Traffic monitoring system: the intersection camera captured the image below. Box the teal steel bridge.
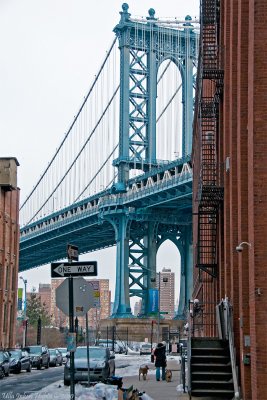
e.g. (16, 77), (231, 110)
(19, 4), (199, 319)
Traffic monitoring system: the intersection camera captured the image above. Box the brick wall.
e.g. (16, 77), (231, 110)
(0, 187), (20, 348)
(192, 0), (267, 398)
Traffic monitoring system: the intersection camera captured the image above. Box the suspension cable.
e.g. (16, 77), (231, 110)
(26, 85), (119, 224)
(156, 83), (182, 123)
(20, 38), (117, 211)
(74, 144), (119, 202)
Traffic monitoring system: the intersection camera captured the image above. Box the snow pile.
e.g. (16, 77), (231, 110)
(26, 383), (118, 400)
(76, 383), (118, 399)
(26, 382), (154, 400)
(140, 395), (154, 400)
(176, 383), (185, 394)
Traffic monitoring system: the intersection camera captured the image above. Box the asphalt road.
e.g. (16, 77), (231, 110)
(0, 365), (64, 399)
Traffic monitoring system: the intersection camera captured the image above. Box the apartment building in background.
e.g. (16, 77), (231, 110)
(158, 268), (175, 319)
(87, 279), (110, 329)
(0, 158), (20, 348)
(133, 299), (142, 316)
(38, 283), (51, 315)
(50, 278), (110, 329)
(50, 278), (68, 327)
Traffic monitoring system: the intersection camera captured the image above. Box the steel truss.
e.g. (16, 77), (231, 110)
(109, 4), (197, 317)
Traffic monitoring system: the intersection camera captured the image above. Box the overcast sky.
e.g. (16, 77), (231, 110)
(0, 0), (199, 305)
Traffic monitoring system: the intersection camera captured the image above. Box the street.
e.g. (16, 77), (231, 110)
(0, 366), (64, 399)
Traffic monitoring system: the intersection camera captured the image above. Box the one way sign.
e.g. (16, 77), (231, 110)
(51, 261), (97, 278)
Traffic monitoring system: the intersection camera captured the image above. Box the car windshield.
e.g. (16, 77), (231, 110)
(28, 346), (42, 354)
(142, 344), (151, 349)
(0, 352), (5, 361)
(75, 347), (106, 360)
(49, 350), (57, 355)
(9, 350), (22, 359)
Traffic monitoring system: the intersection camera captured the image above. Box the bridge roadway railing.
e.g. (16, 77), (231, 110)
(98, 164), (192, 208)
(20, 201), (100, 240)
(20, 157), (192, 240)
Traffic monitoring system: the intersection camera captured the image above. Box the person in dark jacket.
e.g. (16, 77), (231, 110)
(154, 342), (166, 381)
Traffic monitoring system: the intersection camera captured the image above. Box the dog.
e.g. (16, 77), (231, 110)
(165, 369), (172, 382)
(139, 365), (149, 380)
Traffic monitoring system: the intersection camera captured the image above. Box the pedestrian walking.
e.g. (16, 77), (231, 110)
(154, 342), (166, 381)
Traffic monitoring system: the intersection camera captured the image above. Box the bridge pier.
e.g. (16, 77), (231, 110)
(142, 222), (157, 316)
(109, 213), (133, 318)
(182, 18), (194, 156)
(127, 221), (158, 317)
(176, 225), (193, 319)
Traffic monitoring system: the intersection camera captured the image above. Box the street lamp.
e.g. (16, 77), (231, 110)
(151, 272), (168, 343)
(19, 277), (28, 347)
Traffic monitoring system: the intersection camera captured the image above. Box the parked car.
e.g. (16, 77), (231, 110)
(140, 343), (151, 355)
(0, 350), (10, 378)
(97, 339), (124, 354)
(64, 346), (115, 386)
(57, 348), (69, 364)
(26, 345), (50, 370)
(8, 349), (31, 373)
(49, 349), (63, 367)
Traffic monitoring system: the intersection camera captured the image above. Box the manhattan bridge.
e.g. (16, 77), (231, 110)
(19, 4), (199, 319)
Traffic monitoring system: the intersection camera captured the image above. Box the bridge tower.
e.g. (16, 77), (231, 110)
(109, 4), (198, 318)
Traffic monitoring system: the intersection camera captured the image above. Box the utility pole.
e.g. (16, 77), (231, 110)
(150, 320), (154, 362)
(37, 316), (41, 345)
(69, 276), (75, 399)
(157, 272), (161, 343)
(75, 317), (78, 346)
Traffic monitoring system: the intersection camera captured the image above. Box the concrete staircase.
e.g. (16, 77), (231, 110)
(190, 337), (235, 399)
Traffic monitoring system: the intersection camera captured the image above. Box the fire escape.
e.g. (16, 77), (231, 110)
(196, 0), (223, 280)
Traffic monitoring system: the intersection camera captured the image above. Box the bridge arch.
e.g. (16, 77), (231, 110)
(156, 59), (183, 162)
(156, 238), (181, 317)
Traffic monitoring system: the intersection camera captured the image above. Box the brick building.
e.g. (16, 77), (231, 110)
(50, 278), (110, 329)
(38, 283), (51, 315)
(192, 1), (267, 398)
(50, 278), (68, 327)
(0, 158), (20, 349)
(87, 279), (110, 329)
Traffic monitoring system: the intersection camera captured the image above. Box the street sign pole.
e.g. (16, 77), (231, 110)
(37, 316), (41, 345)
(85, 312), (90, 387)
(157, 272), (161, 343)
(69, 276), (75, 400)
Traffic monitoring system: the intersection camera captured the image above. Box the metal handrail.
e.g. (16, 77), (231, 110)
(181, 350), (187, 394)
(218, 297), (240, 399)
(187, 301), (193, 396)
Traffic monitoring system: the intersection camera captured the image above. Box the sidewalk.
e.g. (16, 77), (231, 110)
(121, 358), (190, 400)
(121, 373), (208, 400)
